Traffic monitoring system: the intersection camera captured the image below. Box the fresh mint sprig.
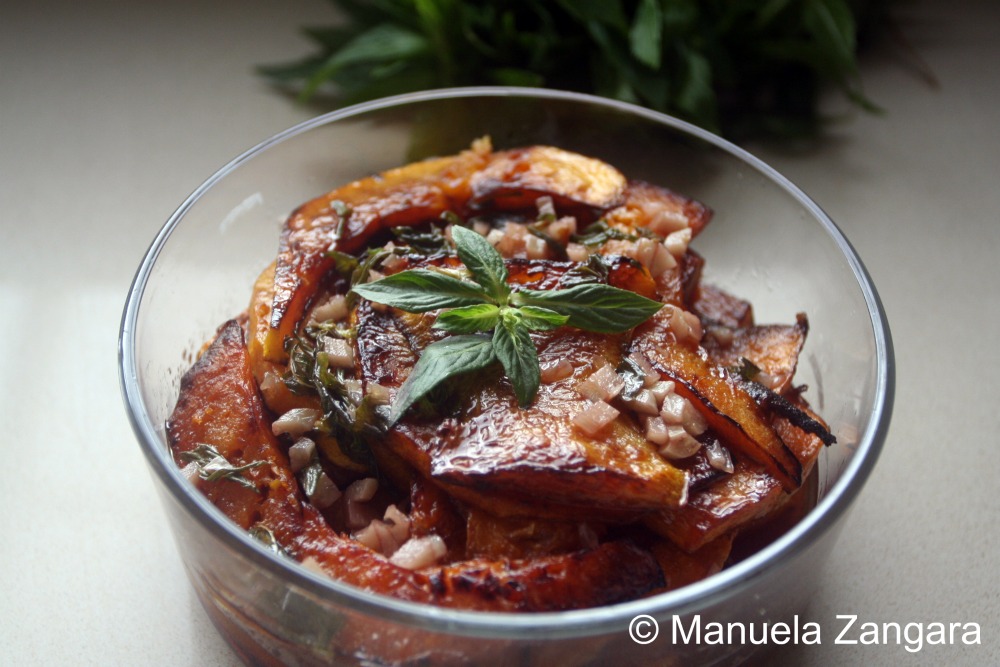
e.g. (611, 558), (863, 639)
(351, 225), (663, 422)
(258, 0), (895, 140)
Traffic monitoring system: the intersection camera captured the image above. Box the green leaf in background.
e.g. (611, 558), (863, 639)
(755, 0), (797, 29)
(674, 44), (715, 125)
(629, 0), (663, 70)
(302, 26), (358, 51)
(488, 67), (545, 87)
(805, 0), (858, 74)
(256, 54), (330, 82)
(299, 23), (430, 100)
(335, 0), (424, 30)
(260, 0), (898, 141)
(415, 0), (456, 75)
(553, 0), (629, 33)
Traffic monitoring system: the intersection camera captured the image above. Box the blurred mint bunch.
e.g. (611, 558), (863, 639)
(259, 0), (894, 141)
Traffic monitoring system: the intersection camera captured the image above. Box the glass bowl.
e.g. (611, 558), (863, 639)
(119, 87), (893, 666)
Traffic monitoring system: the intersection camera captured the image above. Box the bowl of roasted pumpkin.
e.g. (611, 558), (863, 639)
(119, 88), (893, 666)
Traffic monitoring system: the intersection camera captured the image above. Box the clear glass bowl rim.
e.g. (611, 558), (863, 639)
(118, 86), (894, 641)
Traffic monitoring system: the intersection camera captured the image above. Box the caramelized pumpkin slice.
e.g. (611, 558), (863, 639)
(167, 319), (301, 529)
(470, 145), (626, 219)
(632, 308), (802, 491)
(268, 143), (634, 365)
(646, 392), (828, 553)
(652, 249), (704, 308)
(506, 255), (659, 300)
(168, 321), (663, 611)
(429, 540), (662, 611)
(266, 143), (493, 362)
(359, 304), (689, 519)
(408, 476), (467, 562)
(649, 533), (734, 592)
(604, 180), (713, 239)
(773, 391), (829, 479)
(464, 506), (604, 560)
(579, 181), (712, 308)
(702, 314), (809, 395)
(692, 283), (754, 328)
(283, 503), (663, 612)
(645, 460), (784, 553)
(348, 254), (687, 519)
(246, 260), (321, 413)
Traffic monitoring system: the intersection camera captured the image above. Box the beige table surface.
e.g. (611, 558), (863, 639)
(2, 0), (997, 664)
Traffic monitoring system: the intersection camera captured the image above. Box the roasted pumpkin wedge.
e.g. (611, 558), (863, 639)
(469, 145), (627, 217)
(649, 533), (734, 592)
(702, 314), (809, 395)
(603, 180), (712, 239)
(631, 308), (803, 491)
(692, 282), (754, 328)
(265, 142), (635, 364)
(168, 319), (301, 529)
(267, 146), (489, 362)
(169, 320), (662, 611)
(356, 298), (689, 519)
(645, 460), (784, 552)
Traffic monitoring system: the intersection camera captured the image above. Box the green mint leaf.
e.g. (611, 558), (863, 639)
(328, 249), (360, 278)
(282, 333), (381, 471)
(329, 24), (429, 68)
(730, 357), (762, 382)
(516, 306), (569, 331)
(488, 67), (545, 87)
(180, 444), (264, 492)
(263, 0), (886, 142)
(554, 0), (629, 32)
(331, 200), (351, 239)
(351, 268), (489, 312)
(451, 225), (510, 303)
(300, 24), (431, 100)
(527, 225), (568, 260)
(571, 220), (638, 247)
(558, 254), (612, 288)
(492, 316), (540, 407)
(512, 284), (663, 334)
(391, 224), (449, 254)
(433, 304), (501, 333)
(390, 335), (497, 423)
(675, 44), (715, 121)
(328, 247), (400, 297)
